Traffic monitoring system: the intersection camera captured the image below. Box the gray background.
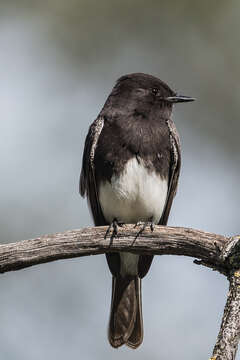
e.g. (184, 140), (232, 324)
(0, 1), (239, 359)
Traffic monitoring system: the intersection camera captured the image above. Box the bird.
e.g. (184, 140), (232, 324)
(79, 73), (194, 349)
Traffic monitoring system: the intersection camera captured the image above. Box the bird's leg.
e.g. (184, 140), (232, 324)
(134, 216), (155, 239)
(104, 218), (124, 242)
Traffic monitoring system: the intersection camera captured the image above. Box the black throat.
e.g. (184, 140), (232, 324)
(94, 108), (172, 184)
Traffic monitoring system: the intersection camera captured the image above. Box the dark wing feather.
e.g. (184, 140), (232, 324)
(138, 118), (181, 278)
(79, 116), (106, 226)
(80, 116), (121, 276)
(159, 118), (181, 225)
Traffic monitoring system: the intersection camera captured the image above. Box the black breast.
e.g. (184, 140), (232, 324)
(94, 114), (171, 184)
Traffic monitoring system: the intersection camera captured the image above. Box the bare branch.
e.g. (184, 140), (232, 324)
(0, 224), (228, 274)
(210, 236), (240, 360)
(212, 270), (240, 360)
(1, 224), (240, 359)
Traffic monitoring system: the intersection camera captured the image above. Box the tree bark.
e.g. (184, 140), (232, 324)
(0, 225), (228, 273)
(0, 224), (240, 359)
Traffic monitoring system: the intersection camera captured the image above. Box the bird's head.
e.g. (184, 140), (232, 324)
(103, 73), (195, 119)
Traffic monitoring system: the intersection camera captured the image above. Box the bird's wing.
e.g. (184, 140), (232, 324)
(79, 116), (106, 225)
(159, 118), (181, 225)
(138, 118), (181, 279)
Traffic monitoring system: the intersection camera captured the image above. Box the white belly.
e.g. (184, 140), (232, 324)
(99, 157), (168, 224)
(99, 157), (168, 277)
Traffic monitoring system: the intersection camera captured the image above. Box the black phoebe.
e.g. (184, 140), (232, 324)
(80, 73), (194, 348)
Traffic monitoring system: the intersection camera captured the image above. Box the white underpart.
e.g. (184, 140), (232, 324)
(99, 157), (168, 277)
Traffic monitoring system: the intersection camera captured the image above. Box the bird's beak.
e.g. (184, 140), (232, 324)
(165, 95), (195, 103)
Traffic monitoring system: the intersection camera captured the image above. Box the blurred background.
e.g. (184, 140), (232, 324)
(0, 1), (239, 359)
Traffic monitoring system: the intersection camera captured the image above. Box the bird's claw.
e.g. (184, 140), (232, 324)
(104, 219), (124, 241)
(134, 217), (155, 239)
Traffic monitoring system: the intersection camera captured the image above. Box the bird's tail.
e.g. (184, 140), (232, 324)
(108, 275), (143, 349)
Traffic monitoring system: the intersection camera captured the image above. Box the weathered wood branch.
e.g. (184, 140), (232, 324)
(212, 270), (240, 360)
(211, 236), (240, 360)
(0, 224), (240, 359)
(0, 225), (230, 274)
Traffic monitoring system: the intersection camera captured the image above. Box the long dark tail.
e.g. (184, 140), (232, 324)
(108, 276), (143, 349)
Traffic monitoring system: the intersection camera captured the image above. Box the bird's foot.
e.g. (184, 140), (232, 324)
(134, 217), (155, 239)
(104, 218), (124, 242)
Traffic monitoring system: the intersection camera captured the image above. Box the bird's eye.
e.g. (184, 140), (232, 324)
(151, 88), (159, 95)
